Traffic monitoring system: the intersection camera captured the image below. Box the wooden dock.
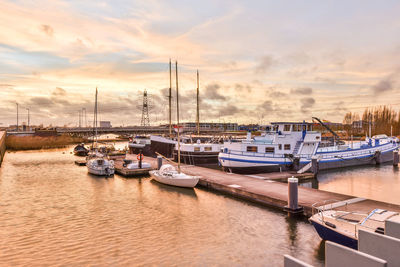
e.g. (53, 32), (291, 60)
(114, 159), (153, 177)
(142, 156), (400, 217)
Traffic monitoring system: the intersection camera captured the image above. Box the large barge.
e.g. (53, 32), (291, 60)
(218, 121), (399, 174)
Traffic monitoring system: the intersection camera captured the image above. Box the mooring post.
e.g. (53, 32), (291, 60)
(311, 156), (319, 175)
(293, 156), (300, 171)
(375, 150), (382, 165)
(157, 155), (163, 170)
(139, 149), (143, 169)
(284, 176), (303, 214)
(393, 150), (399, 166)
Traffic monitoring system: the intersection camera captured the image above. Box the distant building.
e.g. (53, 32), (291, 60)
(100, 121), (112, 128)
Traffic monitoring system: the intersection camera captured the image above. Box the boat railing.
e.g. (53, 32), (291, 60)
(317, 142), (397, 159)
(228, 150), (313, 159)
(312, 199), (341, 221)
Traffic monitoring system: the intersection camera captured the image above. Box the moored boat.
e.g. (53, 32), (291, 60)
(87, 157), (115, 176)
(86, 88), (114, 177)
(74, 143), (89, 156)
(218, 121), (399, 174)
(128, 136), (153, 156)
(309, 200), (400, 249)
(173, 140), (221, 165)
(150, 164), (199, 188)
(150, 61), (200, 188)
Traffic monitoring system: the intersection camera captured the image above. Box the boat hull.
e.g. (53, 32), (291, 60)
(219, 144), (398, 174)
(318, 148), (394, 170)
(173, 150), (219, 165)
(74, 150), (88, 156)
(129, 144), (154, 157)
(310, 219), (358, 249)
(87, 167), (115, 176)
(150, 140), (175, 158)
(150, 171), (199, 188)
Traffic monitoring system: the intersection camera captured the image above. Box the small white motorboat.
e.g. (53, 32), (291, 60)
(150, 164), (199, 188)
(125, 160), (151, 170)
(87, 157), (115, 176)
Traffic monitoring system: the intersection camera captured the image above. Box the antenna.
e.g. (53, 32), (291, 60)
(82, 108), (87, 127)
(26, 108), (30, 129)
(176, 61), (181, 173)
(79, 110), (81, 128)
(16, 103), (19, 132)
(196, 70), (200, 135)
(140, 89), (150, 126)
(169, 59), (172, 135)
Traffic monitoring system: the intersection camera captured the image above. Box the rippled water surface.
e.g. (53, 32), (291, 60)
(316, 164), (400, 205)
(0, 147), (324, 266)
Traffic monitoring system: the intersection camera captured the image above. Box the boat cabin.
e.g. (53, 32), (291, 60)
(223, 122), (321, 156)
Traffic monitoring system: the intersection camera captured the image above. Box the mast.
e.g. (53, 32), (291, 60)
(94, 87), (98, 148)
(176, 61), (181, 173)
(196, 70), (200, 135)
(169, 59), (172, 135)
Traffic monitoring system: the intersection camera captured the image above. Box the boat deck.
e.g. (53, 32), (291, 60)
(142, 156), (400, 217)
(114, 159), (153, 177)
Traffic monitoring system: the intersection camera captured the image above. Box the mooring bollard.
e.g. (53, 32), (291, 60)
(394, 150), (399, 166)
(157, 155), (163, 170)
(293, 156), (300, 171)
(284, 176), (303, 214)
(375, 150), (382, 165)
(311, 156), (319, 175)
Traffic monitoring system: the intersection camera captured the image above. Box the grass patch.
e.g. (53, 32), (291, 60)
(6, 135), (86, 151)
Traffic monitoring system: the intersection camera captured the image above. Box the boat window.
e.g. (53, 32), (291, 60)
(284, 144), (291, 150)
(302, 125), (306, 131)
(204, 147), (212, 151)
(279, 144), (282, 150)
(307, 124), (313, 131)
(284, 125), (291, 131)
(273, 125), (279, 132)
(247, 146), (258, 152)
(194, 147), (200, 152)
(293, 125), (300, 131)
(265, 147), (275, 153)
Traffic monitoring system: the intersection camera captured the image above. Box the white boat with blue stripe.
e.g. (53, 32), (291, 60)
(218, 121), (399, 174)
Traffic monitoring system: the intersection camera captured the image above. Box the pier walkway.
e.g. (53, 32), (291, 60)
(141, 156), (400, 217)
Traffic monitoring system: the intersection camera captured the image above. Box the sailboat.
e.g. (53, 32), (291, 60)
(86, 88), (115, 176)
(150, 61), (200, 188)
(172, 70), (221, 165)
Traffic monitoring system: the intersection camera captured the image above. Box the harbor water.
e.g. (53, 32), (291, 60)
(317, 164), (400, 205)
(0, 147), (324, 266)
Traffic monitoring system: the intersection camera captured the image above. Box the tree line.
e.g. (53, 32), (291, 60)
(343, 106), (399, 136)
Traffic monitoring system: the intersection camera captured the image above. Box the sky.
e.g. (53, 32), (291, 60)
(0, 0), (400, 127)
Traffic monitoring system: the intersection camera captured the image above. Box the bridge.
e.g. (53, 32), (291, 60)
(6, 126), (230, 137)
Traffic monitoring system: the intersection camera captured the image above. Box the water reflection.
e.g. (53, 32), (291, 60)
(314, 240), (326, 262)
(299, 178), (319, 189)
(0, 146), (324, 266)
(285, 215), (298, 245)
(317, 163), (400, 205)
(150, 179), (198, 199)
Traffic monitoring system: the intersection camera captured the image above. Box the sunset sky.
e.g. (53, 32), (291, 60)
(1, 0), (400, 127)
